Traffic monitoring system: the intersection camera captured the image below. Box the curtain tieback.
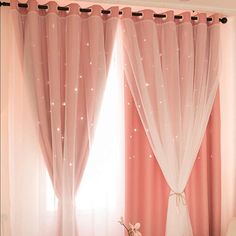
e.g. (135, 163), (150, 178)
(169, 191), (186, 207)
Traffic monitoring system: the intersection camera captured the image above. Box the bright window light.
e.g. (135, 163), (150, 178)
(45, 40), (124, 212)
(46, 172), (58, 211)
(76, 40), (124, 210)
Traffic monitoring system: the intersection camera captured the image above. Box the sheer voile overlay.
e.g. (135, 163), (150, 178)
(121, 9), (220, 236)
(220, 16), (236, 236)
(1, 6), (12, 236)
(125, 86), (221, 235)
(10, 0), (118, 235)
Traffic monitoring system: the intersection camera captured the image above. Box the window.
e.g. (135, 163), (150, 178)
(45, 40), (125, 213)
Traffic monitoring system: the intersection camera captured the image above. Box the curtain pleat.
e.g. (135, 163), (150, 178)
(1, 1), (227, 235)
(10, 0), (118, 235)
(121, 8), (220, 235)
(1, 6), (14, 236)
(125, 86), (221, 235)
(185, 91), (221, 236)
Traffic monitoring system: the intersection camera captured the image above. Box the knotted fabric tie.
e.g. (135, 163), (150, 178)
(169, 191), (186, 208)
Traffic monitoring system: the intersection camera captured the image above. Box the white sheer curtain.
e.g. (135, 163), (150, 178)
(76, 39), (125, 236)
(1, 6), (14, 236)
(0, 5), (124, 236)
(220, 16), (236, 236)
(121, 9), (220, 236)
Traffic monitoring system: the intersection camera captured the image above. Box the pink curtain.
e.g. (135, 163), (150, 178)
(124, 81), (169, 236)
(1, 6), (13, 236)
(121, 8), (220, 235)
(125, 85), (221, 236)
(10, 0), (118, 235)
(185, 91), (221, 236)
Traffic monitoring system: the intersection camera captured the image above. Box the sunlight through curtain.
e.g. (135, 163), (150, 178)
(1, 2), (124, 235)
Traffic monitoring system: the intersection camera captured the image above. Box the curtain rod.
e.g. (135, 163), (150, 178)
(0, 1), (228, 24)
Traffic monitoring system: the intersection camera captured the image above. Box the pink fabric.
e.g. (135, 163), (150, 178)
(121, 8), (220, 235)
(186, 91), (221, 236)
(125, 81), (169, 236)
(11, 0), (118, 235)
(125, 86), (221, 236)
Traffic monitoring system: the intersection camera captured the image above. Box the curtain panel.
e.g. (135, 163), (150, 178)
(220, 16), (236, 236)
(2, 1), (224, 235)
(121, 8), (220, 235)
(1, 6), (14, 236)
(125, 86), (221, 235)
(10, 0), (118, 235)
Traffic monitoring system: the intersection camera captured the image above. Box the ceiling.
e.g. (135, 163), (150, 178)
(78, 0), (236, 15)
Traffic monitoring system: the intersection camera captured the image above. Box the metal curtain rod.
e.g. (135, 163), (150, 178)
(0, 1), (228, 24)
